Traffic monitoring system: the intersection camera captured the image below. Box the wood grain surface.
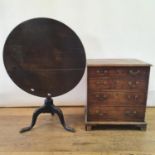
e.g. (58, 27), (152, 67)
(86, 60), (150, 130)
(3, 18), (86, 97)
(0, 107), (155, 155)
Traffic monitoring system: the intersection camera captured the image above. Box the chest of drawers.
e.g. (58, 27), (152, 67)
(85, 59), (151, 130)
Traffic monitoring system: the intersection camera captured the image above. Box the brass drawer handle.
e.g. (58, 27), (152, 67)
(96, 81), (107, 85)
(128, 81), (135, 88)
(96, 70), (100, 73)
(96, 81), (101, 84)
(125, 110), (137, 116)
(95, 94), (100, 98)
(104, 70), (108, 73)
(95, 94), (108, 100)
(125, 111), (130, 115)
(128, 81), (140, 88)
(129, 70), (140, 75)
(96, 69), (108, 74)
(133, 110), (137, 114)
(128, 81), (140, 87)
(127, 94), (139, 100)
(95, 110), (106, 116)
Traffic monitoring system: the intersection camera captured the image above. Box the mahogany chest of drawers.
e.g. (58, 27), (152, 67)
(85, 59), (151, 130)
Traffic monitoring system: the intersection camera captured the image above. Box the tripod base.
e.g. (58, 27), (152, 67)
(20, 97), (75, 133)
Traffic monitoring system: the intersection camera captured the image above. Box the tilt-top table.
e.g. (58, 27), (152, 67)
(3, 18), (86, 133)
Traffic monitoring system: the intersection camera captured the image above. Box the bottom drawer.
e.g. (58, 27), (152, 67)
(87, 106), (145, 122)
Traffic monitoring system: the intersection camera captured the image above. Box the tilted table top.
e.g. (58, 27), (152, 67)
(3, 18), (86, 97)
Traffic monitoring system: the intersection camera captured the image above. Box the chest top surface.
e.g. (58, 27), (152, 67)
(87, 59), (151, 67)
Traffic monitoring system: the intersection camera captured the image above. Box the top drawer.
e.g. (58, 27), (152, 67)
(88, 67), (149, 78)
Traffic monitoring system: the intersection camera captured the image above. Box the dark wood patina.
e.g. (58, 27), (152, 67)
(3, 18), (86, 132)
(86, 59), (151, 131)
(3, 18), (86, 97)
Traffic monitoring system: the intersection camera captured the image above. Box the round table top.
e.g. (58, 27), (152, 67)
(3, 18), (86, 97)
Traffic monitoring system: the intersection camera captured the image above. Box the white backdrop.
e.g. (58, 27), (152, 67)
(0, 0), (155, 107)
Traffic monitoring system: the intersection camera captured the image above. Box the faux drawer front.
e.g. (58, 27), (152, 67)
(88, 67), (149, 78)
(87, 106), (145, 122)
(88, 78), (147, 91)
(88, 92), (146, 106)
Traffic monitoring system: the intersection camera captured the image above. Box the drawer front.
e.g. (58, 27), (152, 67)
(88, 92), (146, 106)
(88, 78), (147, 91)
(88, 67), (149, 78)
(87, 106), (145, 122)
